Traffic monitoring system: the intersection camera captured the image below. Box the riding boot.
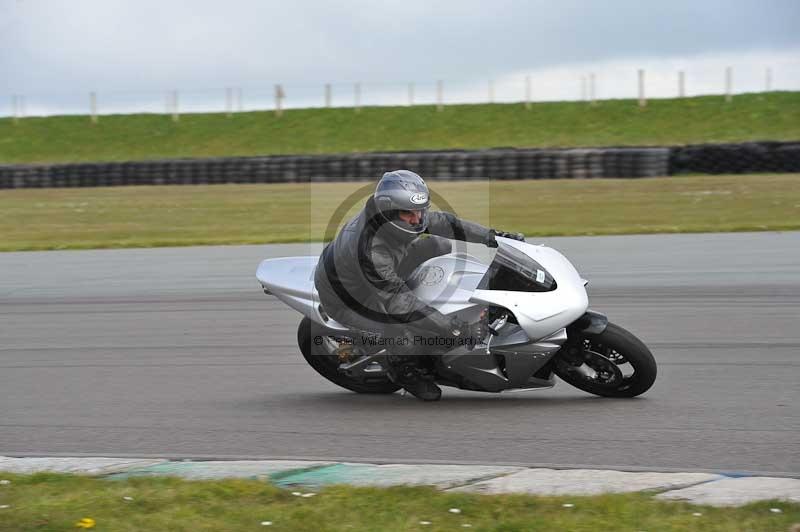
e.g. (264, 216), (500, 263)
(386, 353), (442, 402)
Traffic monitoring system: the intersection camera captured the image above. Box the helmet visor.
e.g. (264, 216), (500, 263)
(392, 208), (429, 234)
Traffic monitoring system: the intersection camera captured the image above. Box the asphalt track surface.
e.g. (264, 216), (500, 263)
(1, 232), (798, 476)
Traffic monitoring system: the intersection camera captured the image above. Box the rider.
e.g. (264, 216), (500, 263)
(314, 170), (524, 401)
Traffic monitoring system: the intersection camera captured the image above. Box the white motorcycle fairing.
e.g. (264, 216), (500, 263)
(257, 237), (592, 393)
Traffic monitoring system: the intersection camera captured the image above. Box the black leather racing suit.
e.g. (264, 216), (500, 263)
(314, 196), (493, 341)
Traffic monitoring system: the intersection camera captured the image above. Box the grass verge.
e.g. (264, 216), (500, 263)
(0, 93), (798, 164)
(0, 472), (797, 531)
(0, 174), (798, 252)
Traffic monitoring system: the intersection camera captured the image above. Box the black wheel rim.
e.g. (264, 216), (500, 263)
(558, 337), (636, 391)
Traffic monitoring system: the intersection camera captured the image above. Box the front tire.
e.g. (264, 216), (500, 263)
(554, 322), (656, 398)
(297, 317), (401, 394)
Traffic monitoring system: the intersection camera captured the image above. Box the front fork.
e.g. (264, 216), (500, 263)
(557, 310), (609, 365)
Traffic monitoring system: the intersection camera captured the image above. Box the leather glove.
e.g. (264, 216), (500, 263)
(483, 229), (525, 248)
(494, 230), (525, 242)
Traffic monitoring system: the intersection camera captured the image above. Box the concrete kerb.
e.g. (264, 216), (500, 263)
(271, 463), (525, 490)
(0, 456), (167, 476)
(106, 460), (335, 481)
(448, 468), (723, 497)
(656, 477), (800, 507)
(1, 456), (798, 507)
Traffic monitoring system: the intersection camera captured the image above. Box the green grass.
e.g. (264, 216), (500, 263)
(0, 174), (798, 252)
(0, 472), (796, 531)
(0, 93), (798, 164)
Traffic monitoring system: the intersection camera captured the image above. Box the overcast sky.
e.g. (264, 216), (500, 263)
(1, 0), (799, 115)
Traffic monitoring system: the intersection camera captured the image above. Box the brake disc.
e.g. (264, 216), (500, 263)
(581, 351), (624, 385)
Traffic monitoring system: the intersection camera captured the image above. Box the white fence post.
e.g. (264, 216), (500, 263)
(638, 69), (646, 107)
(488, 79), (494, 104)
(589, 73), (596, 106)
(171, 90), (179, 122)
(581, 75), (587, 101)
(324, 83), (331, 108)
(436, 80), (443, 111)
(354, 82), (361, 112)
(678, 71), (685, 98)
(725, 66), (732, 103)
(525, 76), (531, 110)
(408, 82), (414, 106)
(90, 92), (98, 124)
(275, 84), (284, 116)
(765, 67), (772, 92)
(225, 87), (233, 117)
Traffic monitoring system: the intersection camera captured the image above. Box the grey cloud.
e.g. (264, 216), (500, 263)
(1, 0), (798, 93)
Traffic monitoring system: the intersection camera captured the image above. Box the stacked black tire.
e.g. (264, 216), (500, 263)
(1, 142), (798, 189)
(669, 141), (800, 174)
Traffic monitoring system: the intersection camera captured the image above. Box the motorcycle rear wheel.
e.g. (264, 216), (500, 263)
(297, 317), (401, 394)
(554, 322), (656, 398)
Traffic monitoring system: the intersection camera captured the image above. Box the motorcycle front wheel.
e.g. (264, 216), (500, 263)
(297, 317), (401, 394)
(554, 322), (656, 398)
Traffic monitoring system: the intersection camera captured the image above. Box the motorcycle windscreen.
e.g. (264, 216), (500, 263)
(477, 242), (557, 292)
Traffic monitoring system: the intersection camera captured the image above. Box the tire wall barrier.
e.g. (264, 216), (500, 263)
(0, 142), (797, 189)
(668, 141), (800, 174)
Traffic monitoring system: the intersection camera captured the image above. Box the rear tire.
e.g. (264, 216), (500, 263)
(554, 322), (656, 398)
(297, 317), (401, 394)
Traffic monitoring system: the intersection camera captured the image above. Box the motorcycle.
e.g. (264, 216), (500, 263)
(256, 237), (656, 398)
